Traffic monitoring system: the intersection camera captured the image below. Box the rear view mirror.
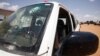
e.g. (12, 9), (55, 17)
(58, 32), (99, 56)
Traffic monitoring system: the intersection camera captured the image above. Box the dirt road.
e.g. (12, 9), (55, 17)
(80, 24), (100, 56)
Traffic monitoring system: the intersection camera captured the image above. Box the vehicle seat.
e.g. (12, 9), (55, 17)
(36, 20), (43, 26)
(57, 20), (64, 43)
(34, 20), (43, 33)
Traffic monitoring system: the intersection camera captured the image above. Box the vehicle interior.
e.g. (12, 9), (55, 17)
(52, 8), (72, 56)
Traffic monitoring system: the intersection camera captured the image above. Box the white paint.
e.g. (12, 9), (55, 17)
(75, 24), (80, 31)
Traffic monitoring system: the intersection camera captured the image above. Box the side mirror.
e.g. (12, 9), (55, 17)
(59, 32), (99, 56)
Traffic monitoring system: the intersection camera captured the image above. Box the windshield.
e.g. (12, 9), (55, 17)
(0, 3), (53, 56)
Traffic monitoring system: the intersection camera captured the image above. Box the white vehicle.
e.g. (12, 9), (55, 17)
(0, 2), (98, 56)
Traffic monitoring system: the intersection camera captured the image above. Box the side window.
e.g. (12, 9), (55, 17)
(75, 20), (79, 26)
(56, 8), (72, 42)
(58, 8), (72, 36)
(52, 8), (72, 56)
(70, 14), (76, 29)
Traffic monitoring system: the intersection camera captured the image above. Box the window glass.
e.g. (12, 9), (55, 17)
(71, 14), (76, 29)
(0, 3), (53, 55)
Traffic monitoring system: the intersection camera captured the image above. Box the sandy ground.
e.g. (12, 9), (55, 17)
(80, 24), (100, 56)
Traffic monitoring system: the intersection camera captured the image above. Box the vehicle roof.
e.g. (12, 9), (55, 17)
(37, 1), (60, 5)
(44, 1), (66, 8)
(50, 2), (70, 12)
(33, 1), (67, 9)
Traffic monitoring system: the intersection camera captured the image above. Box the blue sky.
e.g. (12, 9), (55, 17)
(0, 0), (100, 22)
